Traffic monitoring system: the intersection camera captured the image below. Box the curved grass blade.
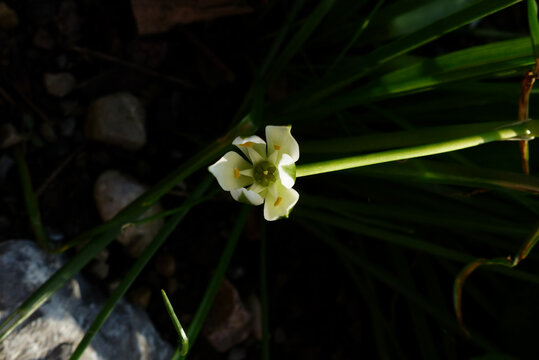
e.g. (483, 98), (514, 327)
(0, 116), (256, 343)
(162, 290), (189, 357)
(454, 222), (539, 336)
(171, 205), (250, 360)
(68, 177), (212, 360)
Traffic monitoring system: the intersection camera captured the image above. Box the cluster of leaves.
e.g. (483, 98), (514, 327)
(4, 0), (539, 359)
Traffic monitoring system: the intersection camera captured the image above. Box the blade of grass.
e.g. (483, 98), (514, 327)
(266, 0), (335, 83)
(301, 121), (507, 154)
(260, 0), (306, 77)
(295, 207), (539, 286)
(313, 225), (496, 351)
(68, 177), (212, 360)
(14, 145), (50, 251)
(356, 159), (539, 194)
(162, 290), (189, 357)
(298, 221), (399, 360)
(528, 0), (539, 57)
(0, 116), (256, 342)
(301, 194), (529, 237)
(326, 0), (386, 74)
(276, 0), (523, 112)
(282, 37), (534, 122)
(390, 251), (439, 359)
(295, 208), (472, 263)
(171, 205), (250, 360)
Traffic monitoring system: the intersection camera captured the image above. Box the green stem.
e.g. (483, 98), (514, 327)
(14, 146), (50, 251)
(296, 120), (538, 177)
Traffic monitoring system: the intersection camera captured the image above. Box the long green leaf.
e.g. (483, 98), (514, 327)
(357, 159), (539, 194)
(266, 0), (335, 83)
(276, 0), (522, 112)
(280, 37), (534, 121)
(528, 0), (539, 57)
(302, 121), (507, 154)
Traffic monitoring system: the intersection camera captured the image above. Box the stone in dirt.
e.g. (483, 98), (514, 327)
(44, 73), (76, 97)
(131, 0), (253, 35)
(203, 278), (252, 352)
(0, 240), (173, 360)
(85, 92), (146, 151)
(93, 170), (164, 257)
(0, 123), (22, 148)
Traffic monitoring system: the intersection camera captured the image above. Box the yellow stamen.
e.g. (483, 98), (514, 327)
(240, 142), (254, 148)
(274, 196), (283, 207)
(274, 144), (281, 151)
(234, 168), (240, 179)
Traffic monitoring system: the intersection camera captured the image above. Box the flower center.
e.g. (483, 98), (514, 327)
(253, 161), (277, 187)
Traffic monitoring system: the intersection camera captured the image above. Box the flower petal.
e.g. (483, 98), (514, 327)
(278, 153), (296, 189)
(266, 126), (299, 162)
(233, 135), (266, 163)
(231, 188), (264, 206)
(208, 151), (253, 191)
(263, 184), (299, 221)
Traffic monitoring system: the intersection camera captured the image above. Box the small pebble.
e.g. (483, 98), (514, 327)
(90, 260), (109, 279)
(40, 121), (57, 142)
(0, 2), (18, 29)
(155, 253), (176, 277)
(128, 287), (152, 309)
(0, 155), (14, 180)
(203, 278), (252, 352)
(85, 92), (146, 150)
(44, 73), (76, 97)
(60, 117), (77, 137)
(228, 347), (247, 360)
(246, 295), (262, 341)
(33, 28), (55, 49)
(0, 123), (22, 148)
(94, 170), (164, 257)
(166, 278), (180, 295)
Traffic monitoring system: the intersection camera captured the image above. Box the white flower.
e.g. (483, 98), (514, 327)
(208, 125), (300, 221)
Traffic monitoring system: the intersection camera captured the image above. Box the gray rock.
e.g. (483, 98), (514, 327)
(0, 240), (173, 360)
(44, 73), (76, 97)
(94, 170), (164, 257)
(85, 93), (146, 150)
